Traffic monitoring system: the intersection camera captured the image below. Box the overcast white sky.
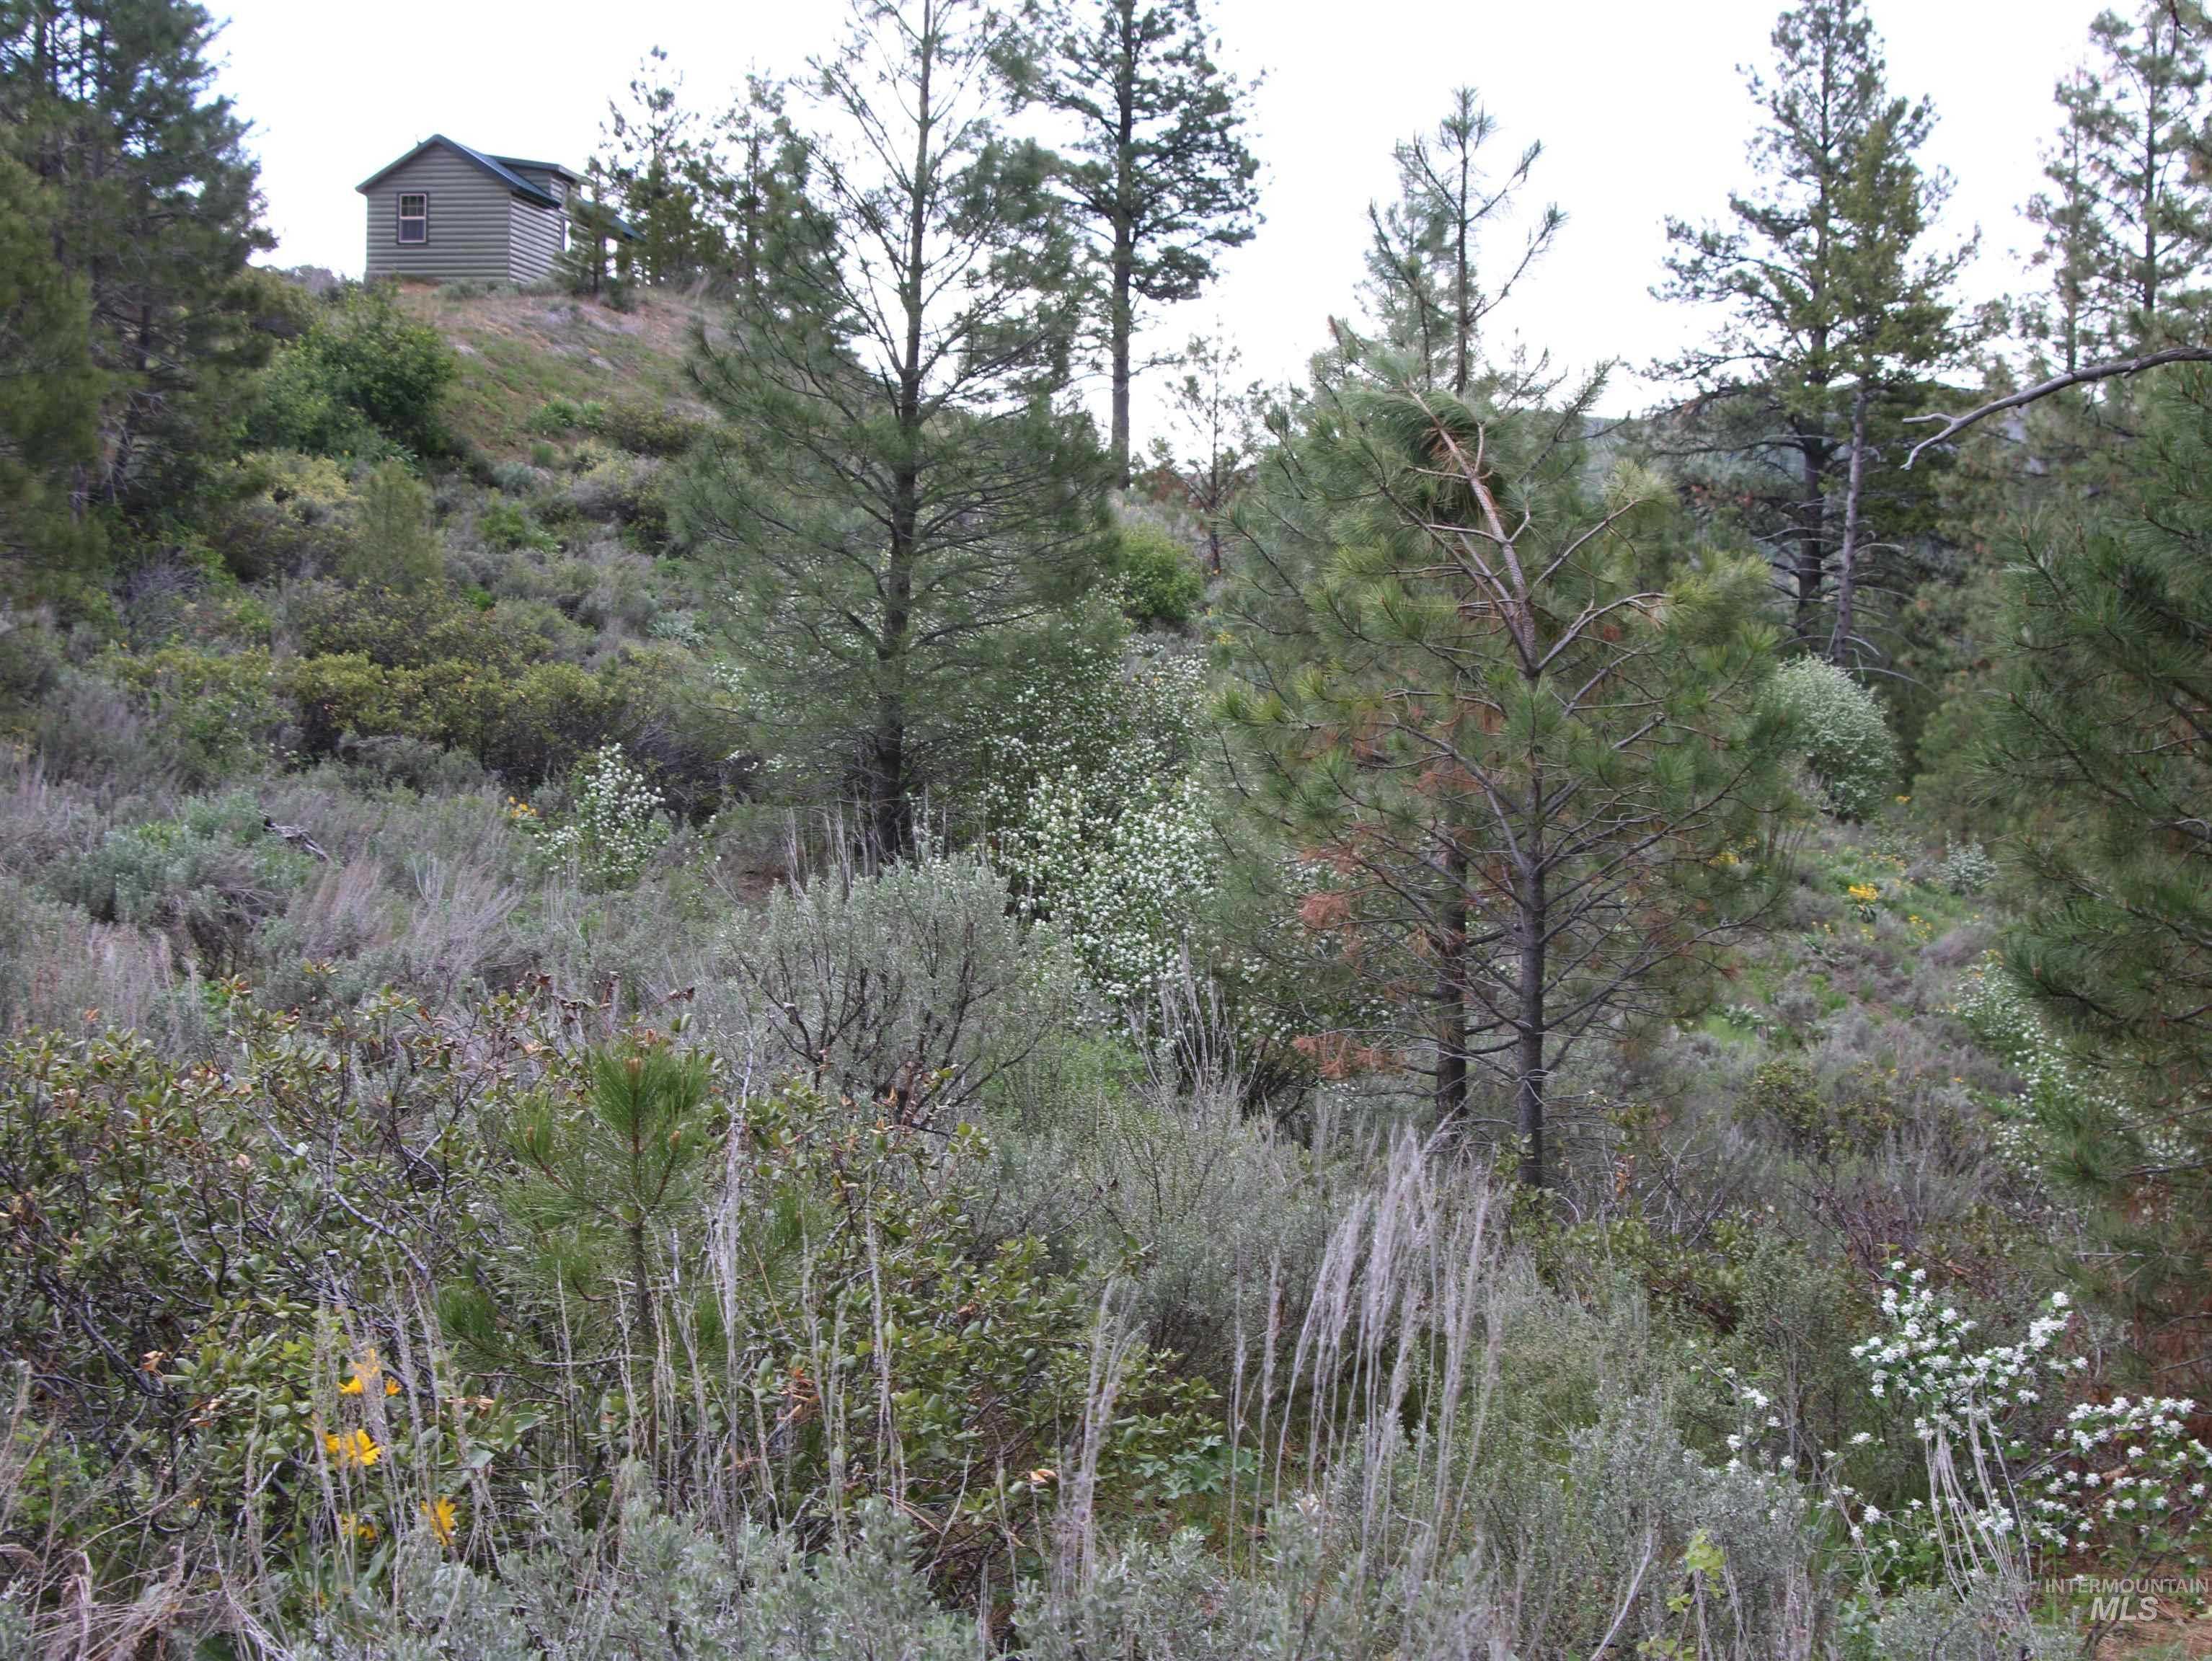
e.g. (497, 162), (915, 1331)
(215, 0), (2101, 429)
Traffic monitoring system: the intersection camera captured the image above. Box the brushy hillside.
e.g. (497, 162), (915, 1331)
(9, 0), (2212, 1634)
(0, 278), (2203, 1658)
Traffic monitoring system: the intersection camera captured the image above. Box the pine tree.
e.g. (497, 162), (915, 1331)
(707, 74), (820, 303)
(0, 0), (273, 513)
(1362, 88), (1560, 398)
(1903, 8), (2212, 454)
(342, 461), (442, 593)
(1149, 330), (1262, 572)
(558, 161), (633, 306)
(0, 150), (102, 577)
(2080, 3), (2212, 351)
(679, 0), (1110, 856)
(512, 1040), (720, 1449)
(1655, 0), (1965, 657)
(1007, 0), (1259, 484)
(2025, 67), (2113, 376)
(1984, 368), (2212, 1377)
(1220, 337), (1785, 1184)
(600, 45), (720, 288)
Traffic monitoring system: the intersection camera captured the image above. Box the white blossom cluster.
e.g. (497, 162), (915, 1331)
(534, 743), (668, 890)
(1844, 1264), (2211, 1563)
(997, 765), (1216, 1006)
(1955, 961), (2184, 1177)
(981, 638), (1217, 1006)
(1712, 1263), (2212, 1583)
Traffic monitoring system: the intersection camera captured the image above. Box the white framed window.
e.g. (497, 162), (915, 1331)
(397, 192), (427, 244)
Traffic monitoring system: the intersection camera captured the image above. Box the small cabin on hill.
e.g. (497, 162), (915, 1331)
(356, 135), (632, 285)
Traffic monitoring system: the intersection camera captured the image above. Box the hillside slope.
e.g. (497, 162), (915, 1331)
(398, 283), (710, 459)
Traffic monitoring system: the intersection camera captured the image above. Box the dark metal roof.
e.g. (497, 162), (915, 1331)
(490, 155), (584, 186)
(356, 135), (562, 208)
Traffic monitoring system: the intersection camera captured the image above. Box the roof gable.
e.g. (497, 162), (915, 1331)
(356, 136), (561, 208)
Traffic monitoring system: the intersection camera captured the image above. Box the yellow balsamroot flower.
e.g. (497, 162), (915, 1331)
(339, 1350), (402, 1398)
(1846, 883), (1880, 904)
(338, 1512), (377, 1543)
(422, 1495), (459, 1546)
(325, 1427), (383, 1469)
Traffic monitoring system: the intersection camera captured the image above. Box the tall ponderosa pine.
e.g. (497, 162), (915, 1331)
(1342, 89), (1562, 1122)
(2025, 67), (2113, 376)
(0, 0), (271, 514)
(1656, 0), (1965, 657)
(1221, 340), (1784, 1185)
(0, 151), (102, 573)
(680, 0), (1110, 856)
(1009, 0), (1259, 484)
(1986, 369), (2212, 1375)
(1902, 5), (2212, 452)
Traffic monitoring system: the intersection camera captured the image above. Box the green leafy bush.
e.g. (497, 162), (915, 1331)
(531, 394), (702, 459)
(62, 791), (314, 970)
(207, 449), (355, 580)
(1765, 656), (1898, 819)
(1110, 522), (1204, 629)
(475, 498), (559, 553)
(0, 608), (61, 721)
(101, 645), (286, 783)
(340, 460), (445, 590)
(248, 283), (456, 459)
(284, 652), (627, 782)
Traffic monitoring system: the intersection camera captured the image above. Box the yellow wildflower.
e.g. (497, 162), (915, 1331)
(421, 1495), (459, 1546)
(1846, 883), (1880, 905)
(339, 1350), (400, 1397)
(338, 1512), (377, 1543)
(325, 1427), (382, 1469)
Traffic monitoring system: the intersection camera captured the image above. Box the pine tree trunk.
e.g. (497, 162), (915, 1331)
(1515, 855), (1548, 1189)
(1827, 385), (1870, 667)
(1795, 433), (1829, 644)
(1110, 1), (1137, 487)
(1110, 239), (1133, 486)
(870, 0), (937, 860)
(1434, 844), (1469, 1123)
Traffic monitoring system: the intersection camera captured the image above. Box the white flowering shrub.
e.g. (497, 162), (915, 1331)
(1719, 1262), (2212, 1605)
(1845, 1265), (2211, 1580)
(1938, 840), (1998, 895)
(533, 743), (668, 890)
(1765, 657), (1898, 820)
(980, 632), (1218, 1006)
(996, 766), (1216, 1005)
(1955, 960), (2181, 1182)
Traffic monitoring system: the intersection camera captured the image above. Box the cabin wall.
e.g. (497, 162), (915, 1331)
(363, 150), (514, 283)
